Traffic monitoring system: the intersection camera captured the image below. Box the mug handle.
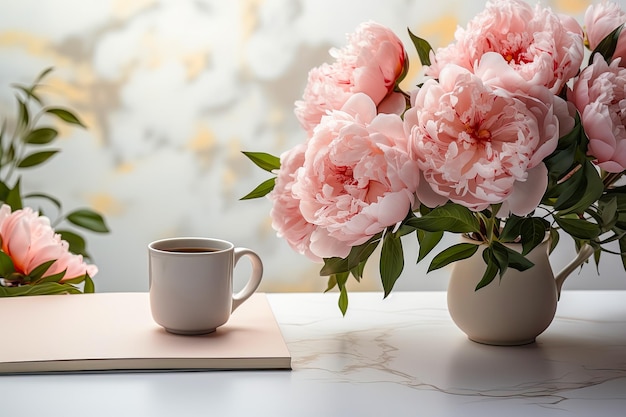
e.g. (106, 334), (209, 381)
(232, 248), (264, 312)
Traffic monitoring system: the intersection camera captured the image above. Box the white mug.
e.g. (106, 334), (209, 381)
(148, 237), (263, 335)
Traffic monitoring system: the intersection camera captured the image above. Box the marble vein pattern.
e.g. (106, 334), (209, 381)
(269, 291), (626, 414)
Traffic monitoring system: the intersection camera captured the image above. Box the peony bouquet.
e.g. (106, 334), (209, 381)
(0, 68), (108, 296)
(244, 0), (626, 313)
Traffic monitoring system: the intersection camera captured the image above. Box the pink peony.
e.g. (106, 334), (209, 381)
(267, 144), (322, 263)
(425, 0), (583, 94)
(294, 21), (407, 135)
(568, 54), (626, 172)
(292, 93), (419, 259)
(405, 65), (574, 215)
(585, 1), (626, 66)
(0, 205), (97, 281)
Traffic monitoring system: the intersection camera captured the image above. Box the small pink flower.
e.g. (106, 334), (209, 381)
(292, 93), (419, 259)
(585, 1), (626, 66)
(406, 65), (573, 215)
(569, 54), (626, 172)
(0, 205), (97, 281)
(425, 0), (583, 94)
(267, 144), (322, 263)
(295, 21), (407, 135)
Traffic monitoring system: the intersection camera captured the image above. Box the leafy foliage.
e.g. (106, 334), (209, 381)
(0, 68), (109, 296)
(408, 29), (433, 67)
(242, 26), (626, 314)
(589, 24), (624, 65)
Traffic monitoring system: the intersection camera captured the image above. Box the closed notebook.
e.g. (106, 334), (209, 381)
(0, 292), (291, 373)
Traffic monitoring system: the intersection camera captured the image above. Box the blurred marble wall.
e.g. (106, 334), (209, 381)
(1, 0), (625, 294)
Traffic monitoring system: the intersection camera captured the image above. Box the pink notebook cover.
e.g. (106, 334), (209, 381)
(0, 292), (291, 373)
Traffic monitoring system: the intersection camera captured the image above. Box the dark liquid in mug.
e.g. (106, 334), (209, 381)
(163, 247), (219, 253)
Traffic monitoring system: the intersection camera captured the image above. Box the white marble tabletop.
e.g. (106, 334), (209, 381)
(1, 291), (625, 417)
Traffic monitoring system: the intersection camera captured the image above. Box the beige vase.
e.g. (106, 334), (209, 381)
(447, 236), (594, 346)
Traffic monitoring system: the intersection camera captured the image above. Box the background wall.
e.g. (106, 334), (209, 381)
(1, 0), (625, 295)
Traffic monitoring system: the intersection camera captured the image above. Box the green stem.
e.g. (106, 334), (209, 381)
(2, 109), (45, 185)
(476, 211), (493, 243)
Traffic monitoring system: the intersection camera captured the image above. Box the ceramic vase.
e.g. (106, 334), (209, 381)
(447, 236), (594, 346)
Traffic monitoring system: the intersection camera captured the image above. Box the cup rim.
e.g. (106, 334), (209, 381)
(148, 237), (234, 254)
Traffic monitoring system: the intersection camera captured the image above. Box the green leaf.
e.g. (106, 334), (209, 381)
(28, 259), (57, 281)
(407, 28), (433, 66)
(499, 215), (524, 242)
(553, 165), (585, 210)
(475, 248), (499, 290)
(350, 260), (366, 281)
(17, 97), (29, 129)
(34, 269), (67, 285)
(554, 216), (601, 240)
(590, 24), (624, 65)
(600, 197), (618, 232)
(490, 241), (509, 277)
(5, 179), (23, 210)
(556, 162), (603, 214)
(241, 151), (281, 172)
(333, 271), (349, 289)
(34, 66), (54, 85)
(240, 177), (276, 200)
(83, 275), (95, 293)
(24, 127), (58, 145)
(17, 150), (59, 168)
(549, 227), (560, 254)
(520, 218), (549, 255)
(324, 275), (337, 292)
(13, 85), (43, 106)
(320, 233), (381, 276)
(321, 258), (348, 277)
(330, 271), (350, 316)
(396, 213), (419, 237)
(57, 230), (89, 259)
(416, 230), (443, 263)
(66, 209), (110, 233)
(62, 274), (86, 285)
(380, 233), (404, 297)
(3, 143), (16, 167)
(338, 285), (348, 316)
(63, 272), (94, 292)
(418, 204), (433, 216)
(504, 246), (534, 272)
(10, 68), (52, 111)
(0, 251), (16, 276)
(544, 116), (582, 180)
(428, 243), (479, 272)
(545, 145), (577, 184)
(602, 189), (626, 205)
(46, 108), (85, 127)
(0, 282), (82, 297)
(393, 49), (411, 91)
(405, 204), (480, 234)
(0, 181), (9, 202)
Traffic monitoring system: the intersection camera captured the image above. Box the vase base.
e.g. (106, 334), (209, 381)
(468, 336), (536, 346)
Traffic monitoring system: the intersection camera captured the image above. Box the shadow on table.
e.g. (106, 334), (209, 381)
(444, 330), (626, 399)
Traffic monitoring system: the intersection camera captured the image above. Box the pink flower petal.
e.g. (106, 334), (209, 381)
(0, 205), (97, 279)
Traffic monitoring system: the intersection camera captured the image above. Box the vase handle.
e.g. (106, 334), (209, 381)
(554, 244), (594, 299)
